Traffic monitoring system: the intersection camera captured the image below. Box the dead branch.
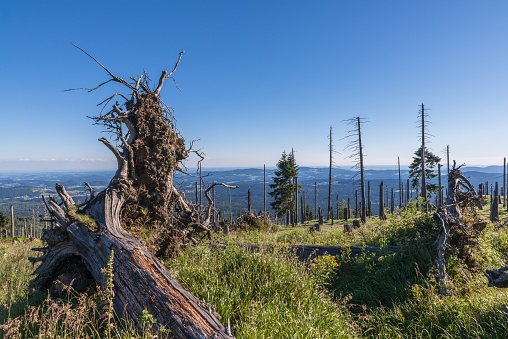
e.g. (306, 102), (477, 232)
(84, 182), (94, 200)
(155, 51), (185, 96)
(203, 182), (239, 227)
(98, 137), (128, 179)
(55, 183), (75, 209)
(70, 42), (135, 92)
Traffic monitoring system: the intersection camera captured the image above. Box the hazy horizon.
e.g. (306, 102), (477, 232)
(0, 159), (505, 173)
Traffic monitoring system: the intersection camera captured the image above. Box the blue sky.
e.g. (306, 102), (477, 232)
(1, 1), (507, 171)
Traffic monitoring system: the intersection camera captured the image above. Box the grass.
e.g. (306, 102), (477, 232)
(2, 199), (508, 338)
(0, 239), (143, 338)
(169, 244), (356, 338)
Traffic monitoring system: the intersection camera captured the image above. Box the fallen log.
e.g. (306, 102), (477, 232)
(217, 243), (400, 262)
(289, 244), (400, 261)
(486, 266), (508, 288)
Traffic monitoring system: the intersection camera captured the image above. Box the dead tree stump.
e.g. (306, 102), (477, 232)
(29, 47), (233, 338)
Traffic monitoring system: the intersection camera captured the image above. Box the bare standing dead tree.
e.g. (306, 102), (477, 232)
(379, 181), (386, 220)
(491, 182), (499, 222)
(327, 126), (338, 220)
(398, 156), (403, 208)
(344, 117), (368, 223)
(29, 45), (234, 337)
(503, 157), (506, 208)
(419, 104), (428, 205)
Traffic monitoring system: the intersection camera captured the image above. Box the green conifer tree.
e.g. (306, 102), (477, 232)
(408, 146), (442, 198)
(269, 151), (300, 222)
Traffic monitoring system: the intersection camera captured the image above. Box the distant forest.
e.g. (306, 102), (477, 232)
(0, 167), (504, 224)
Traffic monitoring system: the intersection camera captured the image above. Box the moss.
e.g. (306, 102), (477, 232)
(67, 205), (97, 229)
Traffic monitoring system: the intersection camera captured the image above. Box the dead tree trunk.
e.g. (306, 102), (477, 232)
(327, 126), (334, 220)
(438, 163), (443, 208)
(355, 190), (358, 218)
(390, 188), (395, 213)
(420, 104), (428, 209)
(247, 188), (252, 214)
(29, 48), (233, 338)
(379, 181), (386, 220)
(491, 182), (499, 222)
(367, 181), (372, 217)
(503, 158), (506, 208)
(10, 204), (14, 238)
(398, 156), (403, 208)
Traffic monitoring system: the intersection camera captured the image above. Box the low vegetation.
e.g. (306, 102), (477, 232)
(2, 201), (508, 338)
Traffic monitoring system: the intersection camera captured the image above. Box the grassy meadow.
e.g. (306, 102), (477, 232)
(2, 200), (508, 338)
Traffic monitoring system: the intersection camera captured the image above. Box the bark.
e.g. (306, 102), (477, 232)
(30, 51), (233, 338)
(32, 188), (230, 337)
(379, 182), (386, 220)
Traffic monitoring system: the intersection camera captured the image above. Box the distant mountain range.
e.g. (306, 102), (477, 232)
(0, 166), (505, 217)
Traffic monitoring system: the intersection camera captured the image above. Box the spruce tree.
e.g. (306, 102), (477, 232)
(269, 151), (300, 221)
(408, 146), (441, 198)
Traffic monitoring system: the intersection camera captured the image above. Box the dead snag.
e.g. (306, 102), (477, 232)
(30, 47), (233, 338)
(433, 162), (484, 295)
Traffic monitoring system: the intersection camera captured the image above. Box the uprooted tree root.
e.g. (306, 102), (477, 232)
(29, 45), (234, 338)
(433, 162), (485, 295)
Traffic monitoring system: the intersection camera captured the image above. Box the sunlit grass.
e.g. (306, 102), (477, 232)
(169, 244), (357, 338)
(1, 197), (508, 338)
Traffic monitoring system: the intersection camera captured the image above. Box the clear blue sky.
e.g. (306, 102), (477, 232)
(1, 1), (507, 171)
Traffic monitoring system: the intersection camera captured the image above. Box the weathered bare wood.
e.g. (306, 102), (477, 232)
(10, 204), (15, 238)
(31, 48), (233, 338)
(83, 181), (94, 201)
(203, 182), (239, 228)
(155, 51), (185, 96)
(434, 162), (483, 295)
(69, 42), (135, 92)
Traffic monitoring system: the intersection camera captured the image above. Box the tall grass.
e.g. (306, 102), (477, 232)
(2, 200), (508, 338)
(0, 239), (142, 338)
(169, 244), (357, 338)
(0, 238), (42, 322)
(361, 268), (508, 338)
